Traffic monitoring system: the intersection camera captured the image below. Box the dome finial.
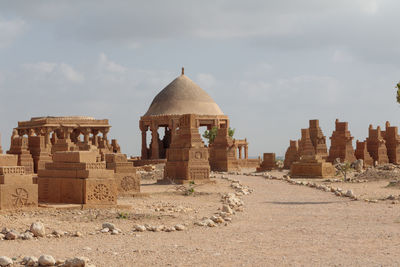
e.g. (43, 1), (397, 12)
(181, 67), (184, 75)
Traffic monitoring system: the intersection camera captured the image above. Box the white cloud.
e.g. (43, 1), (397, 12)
(360, 0), (379, 15)
(0, 18), (26, 48)
(98, 53), (126, 73)
(59, 63), (84, 83)
(22, 62), (84, 83)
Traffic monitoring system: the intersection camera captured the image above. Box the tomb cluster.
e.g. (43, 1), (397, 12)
(0, 116), (139, 210)
(284, 119), (400, 178)
(0, 69), (262, 209)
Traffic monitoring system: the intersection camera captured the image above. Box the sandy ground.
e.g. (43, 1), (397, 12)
(1, 172), (400, 266)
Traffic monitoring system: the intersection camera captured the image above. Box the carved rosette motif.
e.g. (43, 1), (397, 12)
(12, 188), (29, 207)
(120, 176), (138, 192)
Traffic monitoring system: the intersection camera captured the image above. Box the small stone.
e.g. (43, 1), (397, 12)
(174, 224), (185, 231)
(134, 225), (146, 232)
(167, 226), (176, 232)
(38, 255), (56, 266)
(30, 222), (45, 237)
(23, 256), (38, 266)
(20, 232), (34, 240)
(52, 230), (65, 237)
(1, 228), (9, 235)
(102, 222), (115, 231)
(111, 229), (119, 235)
(74, 231), (82, 237)
(345, 190), (355, 198)
(100, 228), (110, 233)
(63, 257), (90, 267)
(0, 256), (13, 267)
(0, 234), (4, 240)
(221, 204), (233, 214)
(5, 230), (19, 240)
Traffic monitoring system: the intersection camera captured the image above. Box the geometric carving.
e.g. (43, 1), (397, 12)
(90, 184), (109, 201)
(12, 188), (29, 207)
(120, 176), (138, 192)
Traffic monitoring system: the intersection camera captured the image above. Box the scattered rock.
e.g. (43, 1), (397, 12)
(0, 256), (13, 267)
(20, 232), (34, 240)
(63, 257), (90, 267)
(174, 224), (185, 231)
(23, 256), (38, 266)
(100, 228), (109, 233)
(5, 230), (18, 240)
(38, 255), (56, 266)
(134, 225), (146, 232)
(30, 222), (45, 237)
(102, 222), (115, 231)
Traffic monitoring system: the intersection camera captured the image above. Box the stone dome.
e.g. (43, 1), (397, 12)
(144, 74), (224, 116)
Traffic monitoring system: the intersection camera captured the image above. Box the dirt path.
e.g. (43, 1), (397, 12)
(1, 175), (400, 266)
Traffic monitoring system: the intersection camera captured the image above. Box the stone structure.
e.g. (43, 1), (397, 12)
(308, 120), (328, 159)
(7, 130), (34, 174)
(209, 128), (239, 172)
(283, 140), (300, 169)
(355, 140), (374, 167)
(15, 116), (115, 162)
(257, 153), (277, 172)
(28, 135), (53, 173)
(105, 153), (140, 195)
(0, 153), (38, 210)
(382, 121), (400, 164)
(139, 69), (258, 169)
(0, 133), (2, 154)
(38, 151), (117, 206)
(291, 129), (335, 178)
(164, 114), (210, 184)
(327, 119), (356, 163)
(139, 69), (229, 162)
(366, 125), (389, 165)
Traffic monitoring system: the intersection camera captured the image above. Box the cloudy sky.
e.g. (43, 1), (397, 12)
(0, 0), (399, 157)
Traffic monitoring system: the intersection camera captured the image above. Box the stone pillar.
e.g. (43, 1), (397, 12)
(82, 128), (90, 145)
(141, 128), (148, 159)
(238, 146), (242, 159)
(244, 145), (248, 159)
(151, 125), (159, 159)
(44, 129), (53, 152)
(92, 130), (99, 146)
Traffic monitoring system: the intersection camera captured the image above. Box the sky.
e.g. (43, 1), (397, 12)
(0, 0), (400, 157)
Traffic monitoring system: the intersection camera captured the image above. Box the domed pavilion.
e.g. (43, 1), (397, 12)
(139, 68), (229, 161)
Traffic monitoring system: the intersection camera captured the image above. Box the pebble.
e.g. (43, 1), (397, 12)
(30, 222), (45, 237)
(23, 256), (38, 266)
(102, 222), (115, 231)
(134, 225), (146, 232)
(174, 224), (185, 231)
(38, 255), (56, 266)
(222, 204), (233, 214)
(111, 229), (119, 235)
(74, 231), (83, 237)
(63, 257), (90, 267)
(100, 228), (110, 233)
(20, 232), (34, 240)
(0, 256), (13, 267)
(5, 230), (18, 240)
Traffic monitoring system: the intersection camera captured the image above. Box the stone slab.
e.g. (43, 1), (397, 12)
(0, 184), (38, 210)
